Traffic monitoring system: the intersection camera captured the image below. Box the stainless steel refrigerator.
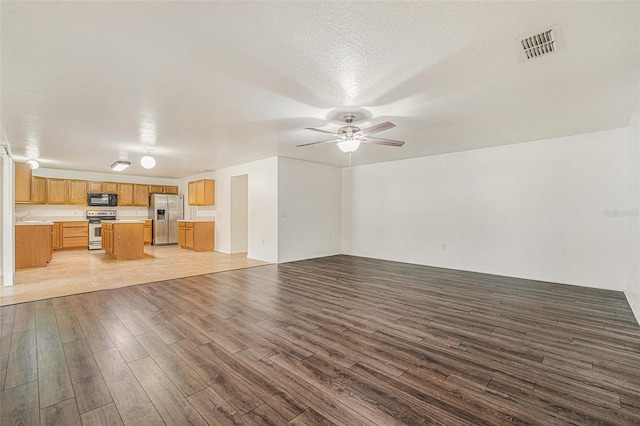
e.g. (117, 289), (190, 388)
(149, 194), (184, 245)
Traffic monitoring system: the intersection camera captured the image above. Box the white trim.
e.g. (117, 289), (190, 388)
(625, 288), (640, 327)
(2, 155), (14, 286)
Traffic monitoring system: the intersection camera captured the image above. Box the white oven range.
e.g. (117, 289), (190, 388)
(86, 210), (117, 250)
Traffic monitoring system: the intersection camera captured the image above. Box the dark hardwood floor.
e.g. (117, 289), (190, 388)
(1, 255), (639, 425)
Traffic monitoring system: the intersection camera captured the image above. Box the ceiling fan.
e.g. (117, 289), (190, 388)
(297, 114), (405, 153)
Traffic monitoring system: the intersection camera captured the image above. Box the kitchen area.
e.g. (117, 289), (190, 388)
(3, 163), (262, 305)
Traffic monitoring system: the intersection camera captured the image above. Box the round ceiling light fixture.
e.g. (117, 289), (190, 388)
(140, 154), (156, 169)
(337, 140), (361, 153)
(26, 159), (40, 170)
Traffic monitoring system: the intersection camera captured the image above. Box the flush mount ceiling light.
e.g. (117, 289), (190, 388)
(111, 160), (130, 171)
(140, 154), (156, 169)
(26, 159), (39, 170)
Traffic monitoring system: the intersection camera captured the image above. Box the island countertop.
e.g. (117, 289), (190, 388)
(110, 220), (146, 224)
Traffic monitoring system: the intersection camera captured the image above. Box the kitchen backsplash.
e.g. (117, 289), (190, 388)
(15, 204), (150, 219)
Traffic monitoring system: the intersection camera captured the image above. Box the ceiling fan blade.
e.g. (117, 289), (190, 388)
(361, 137), (405, 147)
(359, 121), (395, 136)
(305, 127), (339, 136)
(296, 139), (340, 147)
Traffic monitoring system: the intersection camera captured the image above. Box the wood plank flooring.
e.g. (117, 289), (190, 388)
(1, 255), (639, 425)
(0, 246), (268, 306)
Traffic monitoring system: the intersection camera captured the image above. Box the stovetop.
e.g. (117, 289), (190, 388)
(86, 210), (117, 220)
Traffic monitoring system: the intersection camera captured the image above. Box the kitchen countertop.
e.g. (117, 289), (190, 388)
(15, 221), (54, 226)
(22, 217), (89, 222)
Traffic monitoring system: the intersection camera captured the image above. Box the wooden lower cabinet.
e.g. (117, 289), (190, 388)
(15, 224), (53, 269)
(144, 220), (152, 244)
(102, 224), (113, 253)
(102, 222), (144, 260)
(56, 221), (89, 249)
(52, 222), (62, 249)
(178, 221), (214, 252)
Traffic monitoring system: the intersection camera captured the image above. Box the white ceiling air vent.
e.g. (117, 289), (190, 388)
(517, 25), (563, 62)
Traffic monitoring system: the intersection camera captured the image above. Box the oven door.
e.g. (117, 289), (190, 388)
(88, 221), (102, 250)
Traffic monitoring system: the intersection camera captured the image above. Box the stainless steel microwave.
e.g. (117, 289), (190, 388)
(87, 193), (118, 206)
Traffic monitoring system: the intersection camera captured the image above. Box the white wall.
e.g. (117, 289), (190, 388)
(278, 158), (342, 263)
(626, 110), (640, 323)
(230, 174), (248, 253)
(343, 127), (631, 291)
(0, 157), (4, 280)
(1, 156), (15, 286)
(178, 157), (279, 263)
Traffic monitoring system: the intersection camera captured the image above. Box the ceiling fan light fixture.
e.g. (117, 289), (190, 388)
(141, 155), (156, 169)
(337, 139), (361, 153)
(111, 160), (130, 171)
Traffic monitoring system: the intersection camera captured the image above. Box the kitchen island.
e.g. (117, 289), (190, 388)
(102, 220), (145, 260)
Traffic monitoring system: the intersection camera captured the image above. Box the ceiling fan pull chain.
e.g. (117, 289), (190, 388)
(348, 152), (352, 179)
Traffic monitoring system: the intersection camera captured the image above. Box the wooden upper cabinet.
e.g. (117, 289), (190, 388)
(117, 183), (133, 206)
(188, 179), (215, 206)
(67, 180), (87, 205)
(149, 184), (178, 194)
(133, 184), (149, 206)
(102, 182), (118, 193)
(187, 181), (197, 205)
(15, 171), (175, 206)
(46, 178), (68, 204)
(31, 176), (46, 204)
(15, 162), (32, 203)
(149, 185), (164, 194)
(87, 181), (102, 193)
(196, 180), (213, 205)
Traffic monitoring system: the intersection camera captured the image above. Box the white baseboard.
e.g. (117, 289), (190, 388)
(624, 288), (640, 327)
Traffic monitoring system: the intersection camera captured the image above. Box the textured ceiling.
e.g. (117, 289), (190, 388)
(1, 1), (638, 178)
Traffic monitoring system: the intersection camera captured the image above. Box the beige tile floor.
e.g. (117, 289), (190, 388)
(0, 246), (269, 306)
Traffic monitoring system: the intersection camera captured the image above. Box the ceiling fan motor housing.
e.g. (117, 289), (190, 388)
(338, 126), (361, 140)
